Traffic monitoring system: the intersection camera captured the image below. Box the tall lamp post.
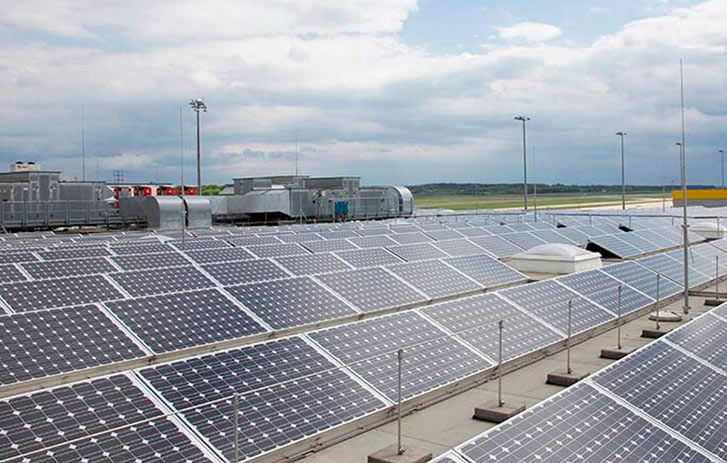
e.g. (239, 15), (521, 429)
(189, 98), (208, 196)
(719, 149), (724, 188)
(615, 132), (627, 210)
(514, 116), (530, 211)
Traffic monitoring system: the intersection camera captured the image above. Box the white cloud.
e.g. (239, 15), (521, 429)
(495, 22), (562, 42)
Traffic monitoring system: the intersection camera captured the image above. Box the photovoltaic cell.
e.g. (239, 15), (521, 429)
(356, 227), (394, 236)
(593, 341), (727, 458)
(309, 311), (491, 401)
(109, 266), (215, 297)
(334, 248), (403, 268)
(454, 227), (491, 238)
(528, 229), (577, 245)
(385, 260), (480, 298)
(637, 253), (709, 286)
(202, 259), (290, 285)
(424, 229), (465, 241)
(0, 275), (124, 312)
(421, 293), (562, 362)
(274, 253), (352, 276)
(0, 374), (213, 463)
(551, 227), (589, 245)
(104, 289), (265, 353)
(348, 235), (399, 249)
(139, 337), (384, 462)
(317, 267), (427, 312)
(185, 247), (255, 264)
(468, 235), (524, 258)
(227, 276), (357, 329)
(110, 243), (175, 255)
(20, 257), (116, 279)
(458, 383), (710, 463)
(588, 234), (643, 258)
(386, 243), (449, 262)
(0, 305), (145, 385)
(444, 254), (527, 288)
(0, 265), (26, 283)
(430, 239), (487, 257)
(318, 229), (361, 240)
(226, 235), (282, 246)
(0, 252), (38, 264)
(501, 232), (545, 251)
(171, 238), (230, 250)
(388, 232), (434, 245)
(277, 232), (324, 243)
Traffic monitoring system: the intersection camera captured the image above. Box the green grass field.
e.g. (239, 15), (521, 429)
(414, 193), (664, 211)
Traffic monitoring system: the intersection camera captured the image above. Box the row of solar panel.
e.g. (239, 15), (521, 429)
(2, 241), (719, 463)
(588, 226), (703, 259)
(438, 300), (727, 463)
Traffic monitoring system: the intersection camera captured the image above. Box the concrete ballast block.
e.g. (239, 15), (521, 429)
(546, 369), (589, 387)
(368, 444), (433, 463)
(473, 399), (526, 423)
(600, 347), (634, 360)
(642, 328), (670, 339)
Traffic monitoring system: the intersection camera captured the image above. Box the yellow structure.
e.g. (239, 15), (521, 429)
(672, 189), (727, 207)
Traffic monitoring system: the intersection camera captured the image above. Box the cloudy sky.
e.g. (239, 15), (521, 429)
(0, 0), (725, 187)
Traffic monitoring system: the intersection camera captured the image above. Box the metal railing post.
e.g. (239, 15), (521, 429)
(497, 320), (504, 407)
(397, 349), (405, 456)
(656, 273), (661, 331)
(617, 286), (622, 350)
(717, 255), (720, 300)
(233, 393), (239, 463)
(566, 300), (573, 375)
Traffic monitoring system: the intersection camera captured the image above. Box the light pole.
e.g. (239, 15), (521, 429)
(514, 115), (530, 211)
(677, 141), (689, 313)
(615, 132), (627, 210)
(189, 98), (207, 196)
(719, 149), (724, 188)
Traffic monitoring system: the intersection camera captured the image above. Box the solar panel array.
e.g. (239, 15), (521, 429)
(0, 222), (722, 463)
(443, 301), (727, 463)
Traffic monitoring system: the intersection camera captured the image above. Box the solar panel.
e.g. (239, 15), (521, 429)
(665, 313), (727, 371)
(528, 229), (577, 245)
(617, 232), (661, 252)
(587, 234), (642, 258)
(667, 247), (723, 279)
(356, 227), (394, 236)
(110, 243), (175, 255)
(458, 383), (710, 463)
(501, 232), (546, 250)
(0, 275), (124, 312)
(105, 288), (265, 353)
(0, 305), (146, 385)
(454, 227), (491, 238)
(600, 261), (682, 299)
(300, 238), (359, 253)
(226, 235), (282, 246)
(202, 259), (290, 285)
(551, 226), (589, 245)
(274, 253), (352, 276)
(309, 311), (491, 401)
(444, 254), (527, 288)
(226, 276), (357, 329)
(185, 247), (256, 264)
(334, 248), (404, 268)
(390, 224), (422, 234)
(424, 229), (465, 241)
(386, 243), (449, 262)
(416, 222), (449, 231)
(388, 232), (435, 245)
(246, 242), (310, 258)
(0, 252), (38, 264)
(468, 235), (524, 258)
(20, 257), (116, 279)
(277, 232), (324, 243)
(171, 238), (231, 250)
(500, 280), (614, 335)
(431, 239), (488, 257)
(109, 266), (215, 297)
(318, 229), (361, 240)
(0, 264), (26, 283)
(139, 337), (384, 462)
(0, 374), (213, 463)
(385, 260), (481, 298)
(557, 269), (654, 315)
(421, 294), (562, 362)
(37, 247), (112, 260)
(574, 224), (610, 238)
(634, 229), (677, 249)
(592, 341), (727, 458)
(111, 252), (190, 270)
(348, 235), (399, 249)
(316, 267), (427, 312)
(637, 253), (709, 286)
